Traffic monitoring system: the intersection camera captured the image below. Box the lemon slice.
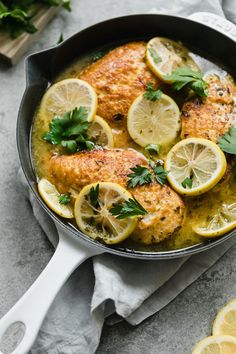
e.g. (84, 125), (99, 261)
(38, 179), (74, 218)
(40, 78), (97, 123)
(127, 93), (180, 147)
(74, 182), (137, 244)
(146, 37), (199, 81)
(213, 299), (236, 337)
(165, 138), (227, 196)
(193, 201), (236, 238)
(192, 335), (236, 354)
(87, 115), (114, 148)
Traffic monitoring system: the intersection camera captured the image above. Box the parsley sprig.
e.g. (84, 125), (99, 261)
(218, 127), (236, 155)
(58, 192), (71, 205)
(88, 184), (147, 220)
(42, 107), (95, 153)
(153, 163), (169, 186)
(182, 177), (193, 189)
(127, 162), (168, 188)
(164, 67), (208, 98)
(127, 165), (154, 188)
(148, 48), (162, 64)
(110, 198), (148, 219)
(143, 83), (163, 101)
(0, 0), (71, 38)
(89, 184), (100, 208)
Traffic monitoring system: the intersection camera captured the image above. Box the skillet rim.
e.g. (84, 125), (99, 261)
(17, 13), (236, 260)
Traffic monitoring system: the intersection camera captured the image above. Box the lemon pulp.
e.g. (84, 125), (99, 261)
(74, 182), (137, 244)
(165, 138), (227, 196)
(40, 78), (97, 123)
(38, 179), (74, 219)
(127, 93), (180, 148)
(146, 37), (199, 80)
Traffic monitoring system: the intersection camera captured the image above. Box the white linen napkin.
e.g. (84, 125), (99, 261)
(17, 1), (236, 353)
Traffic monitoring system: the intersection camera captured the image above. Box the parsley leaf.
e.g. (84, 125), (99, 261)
(42, 107), (95, 153)
(0, 8), (36, 38)
(145, 144), (161, 155)
(57, 32), (64, 44)
(218, 127), (236, 155)
(110, 198), (148, 219)
(89, 184), (99, 208)
(148, 48), (162, 64)
(0, 0), (71, 38)
(182, 177), (193, 189)
(164, 67), (208, 97)
(58, 192), (71, 204)
(153, 163), (169, 186)
(92, 46), (115, 62)
(127, 165), (154, 188)
(143, 83), (163, 101)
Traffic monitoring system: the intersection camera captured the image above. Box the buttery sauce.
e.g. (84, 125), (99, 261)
(31, 44), (236, 252)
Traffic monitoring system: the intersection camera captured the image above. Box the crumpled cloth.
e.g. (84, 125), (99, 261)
(18, 1), (236, 353)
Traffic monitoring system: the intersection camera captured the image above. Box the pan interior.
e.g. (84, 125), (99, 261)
(19, 15), (236, 259)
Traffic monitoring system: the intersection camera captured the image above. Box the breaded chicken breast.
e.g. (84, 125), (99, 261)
(80, 42), (159, 148)
(48, 149), (185, 244)
(181, 74), (236, 142)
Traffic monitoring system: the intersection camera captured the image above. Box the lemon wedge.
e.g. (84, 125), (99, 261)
(38, 179), (74, 219)
(192, 335), (236, 354)
(74, 182), (137, 244)
(127, 93), (180, 148)
(213, 299), (236, 337)
(193, 201), (236, 238)
(87, 115), (114, 148)
(40, 78), (97, 123)
(146, 37), (199, 81)
(165, 138), (227, 196)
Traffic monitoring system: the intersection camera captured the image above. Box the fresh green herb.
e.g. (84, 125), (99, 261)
(0, 7), (36, 38)
(218, 127), (236, 154)
(127, 162), (168, 188)
(42, 107), (95, 153)
(110, 198), (148, 219)
(127, 165), (154, 189)
(153, 163), (169, 186)
(0, 0), (71, 38)
(92, 50), (107, 61)
(148, 159), (156, 169)
(148, 47), (162, 64)
(145, 143), (161, 155)
(58, 192), (71, 204)
(57, 32), (64, 44)
(181, 177), (193, 189)
(89, 184), (100, 208)
(143, 83), (163, 101)
(92, 46), (114, 62)
(164, 67), (208, 97)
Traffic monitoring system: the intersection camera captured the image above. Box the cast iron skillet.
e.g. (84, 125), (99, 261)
(0, 13), (235, 354)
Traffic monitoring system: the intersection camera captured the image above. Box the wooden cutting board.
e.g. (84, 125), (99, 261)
(0, 5), (60, 66)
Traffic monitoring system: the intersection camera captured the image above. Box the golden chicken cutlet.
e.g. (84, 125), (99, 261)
(181, 74), (236, 142)
(80, 42), (159, 148)
(48, 149), (185, 244)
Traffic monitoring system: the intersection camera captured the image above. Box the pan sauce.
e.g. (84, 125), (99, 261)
(31, 44), (236, 252)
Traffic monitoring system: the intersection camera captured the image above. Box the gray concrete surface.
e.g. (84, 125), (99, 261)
(0, 0), (236, 353)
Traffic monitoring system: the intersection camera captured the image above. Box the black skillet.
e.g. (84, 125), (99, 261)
(0, 12), (235, 354)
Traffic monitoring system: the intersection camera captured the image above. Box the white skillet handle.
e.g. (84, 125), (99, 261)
(0, 227), (99, 354)
(189, 12), (236, 42)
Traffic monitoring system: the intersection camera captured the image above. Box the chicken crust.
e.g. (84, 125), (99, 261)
(48, 149), (185, 244)
(80, 42), (159, 148)
(181, 74), (236, 142)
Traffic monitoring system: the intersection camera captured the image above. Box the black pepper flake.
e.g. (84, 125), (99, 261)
(182, 110), (190, 118)
(113, 113), (124, 121)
